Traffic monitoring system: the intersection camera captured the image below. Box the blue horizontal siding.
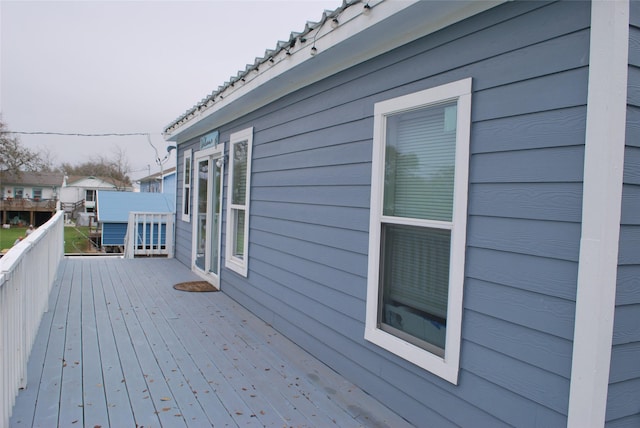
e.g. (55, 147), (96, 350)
(624, 146), (640, 184)
(469, 182), (583, 222)
(470, 145), (585, 183)
(606, 378), (640, 424)
(173, 1), (599, 425)
(619, 225), (640, 265)
(628, 106), (640, 148)
(463, 310), (573, 379)
(251, 201), (369, 232)
(102, 223), (127, 246)
(628, 66), (640, 106)
(612, 304), (640, 346)
(609, 341), (640, 384)
(460, 341), (570, 414)
(467, 216), (581, 262)
(630, 27), (640, 67)
(253, 162), (371, 187)
(621, 184), (640, 225)
(250, 241), (366, 300)
(464, 278), (576, 341)
(607, 21), (640, 422)
(617, 265), (640, 306)
(251, 185), (370, 209)
(251, 214), (368, 255)
(472, 107), (587, 154)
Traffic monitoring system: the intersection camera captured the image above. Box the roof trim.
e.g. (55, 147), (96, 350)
(163, 0), (503, 143)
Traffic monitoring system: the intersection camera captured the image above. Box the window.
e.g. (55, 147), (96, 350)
(14, 188), (24, 199)
(33, 188), (42, 200)
(225, 127), (253, 277)
(85, 189), (96, 202)
(182, 149), (192, 222)
(365, 78), (472, 384)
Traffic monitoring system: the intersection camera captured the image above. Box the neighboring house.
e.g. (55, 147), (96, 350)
(138, 167), (176, 194)
(163, 1), (639, 427)
(0, 171), (63, 226)
(96, 190), (175, 250)
(60, 175), (130, 218)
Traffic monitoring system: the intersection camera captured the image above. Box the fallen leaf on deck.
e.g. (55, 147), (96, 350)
(160, 397), (171, 401)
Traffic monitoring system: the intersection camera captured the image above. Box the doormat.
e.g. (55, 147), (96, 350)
(173, 281), (219, 292)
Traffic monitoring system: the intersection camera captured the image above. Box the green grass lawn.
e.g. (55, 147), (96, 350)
(0, 226), (95, 254)
(63, 226), (94, 253)
(0, 227), (27, 251)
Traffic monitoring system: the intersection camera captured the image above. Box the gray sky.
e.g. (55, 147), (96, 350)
(0, 0), (341, 181)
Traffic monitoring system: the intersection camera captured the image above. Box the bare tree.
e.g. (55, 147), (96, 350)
(0, 119), (45, 174)
(36, 146), (58, 172)
(59, 145), (132, 189)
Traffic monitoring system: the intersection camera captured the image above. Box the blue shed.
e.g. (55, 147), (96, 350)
(164, 1), (640, 426)
(96, 190), (175, 247)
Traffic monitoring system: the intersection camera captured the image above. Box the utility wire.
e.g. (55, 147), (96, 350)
(0, 131), (157, 137)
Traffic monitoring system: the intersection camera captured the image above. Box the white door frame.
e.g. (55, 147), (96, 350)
(191, 145), (224, 288)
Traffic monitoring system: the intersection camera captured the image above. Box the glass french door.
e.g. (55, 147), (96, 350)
(192, 147), (223, 287)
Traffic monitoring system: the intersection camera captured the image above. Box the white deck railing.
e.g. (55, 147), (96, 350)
(0, 211), (64, 428)
(124, 212), (174, 258)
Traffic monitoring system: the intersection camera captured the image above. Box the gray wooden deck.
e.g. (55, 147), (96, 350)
(10, 257), (411, 428)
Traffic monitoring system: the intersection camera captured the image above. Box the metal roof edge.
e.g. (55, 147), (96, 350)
(163, 0), (504, 143)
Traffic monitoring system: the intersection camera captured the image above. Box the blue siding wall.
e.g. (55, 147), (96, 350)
(606, 4), (640, 426)
(175, 1), (595, 425)
(102, 223), (168, 247)
(102, 223), (127, 246)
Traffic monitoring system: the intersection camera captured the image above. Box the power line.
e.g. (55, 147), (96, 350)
(0, 131), (159, 137)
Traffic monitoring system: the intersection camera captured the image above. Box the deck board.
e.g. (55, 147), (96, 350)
(10, 257), (412, 427)
(92, 260), (136, 427)
(31, 260), (73, 428)
(100, 260), (160, 428)
(81, 262), (110, 427)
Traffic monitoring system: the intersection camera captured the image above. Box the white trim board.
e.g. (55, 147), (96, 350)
(567, 1), (629, 426)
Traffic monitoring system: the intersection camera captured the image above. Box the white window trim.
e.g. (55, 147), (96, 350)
(225, 127), (253, 277)
(364, 78), (472, 384)
(181, 149), (192, 222)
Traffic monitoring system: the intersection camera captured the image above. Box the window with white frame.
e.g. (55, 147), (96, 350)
(225, 127), (253, 277)
(365, 78), (472, 384)
(182, 149), (192, 222)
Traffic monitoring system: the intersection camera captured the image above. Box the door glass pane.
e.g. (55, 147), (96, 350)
(195, 158), (208, 271)
(209, 159), (222, 274)
(379, 223), (450, 354)
(383, 102), (457, 221)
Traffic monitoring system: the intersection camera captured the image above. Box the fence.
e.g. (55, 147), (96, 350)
(0, 211), (64, 428)
(124, 212), (174, 258)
